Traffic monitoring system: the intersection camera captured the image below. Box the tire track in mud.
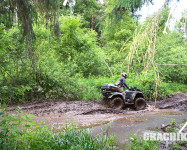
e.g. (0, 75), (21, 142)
(6, 93), (187, 128)
(7, 100), (128, 115)
(6, 99), (143, 128)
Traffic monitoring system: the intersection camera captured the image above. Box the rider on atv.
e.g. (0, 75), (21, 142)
(115, 72), (130, 101)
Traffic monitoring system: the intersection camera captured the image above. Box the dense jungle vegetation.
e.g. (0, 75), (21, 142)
(0, 0), (186, 104)
(0, 0), (187, 149)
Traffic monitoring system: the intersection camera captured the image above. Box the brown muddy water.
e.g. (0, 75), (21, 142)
(6, 93), (187, 149)
(91, 109), (187, 148)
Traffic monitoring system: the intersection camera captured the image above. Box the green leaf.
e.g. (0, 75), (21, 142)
(3, 103), (7, 108)
(21, 116), (27, 120)
(26, 114), (36, 118)
(1, 119), (6, 124)
(2, 129), (8, 136)
(25, 124), (31, 127)
(3, 145), (8, 150)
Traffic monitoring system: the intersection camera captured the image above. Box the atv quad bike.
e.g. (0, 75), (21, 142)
(101, 83), (146, 110)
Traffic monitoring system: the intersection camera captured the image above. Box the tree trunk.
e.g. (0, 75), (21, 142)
(91, 12), (93, 30)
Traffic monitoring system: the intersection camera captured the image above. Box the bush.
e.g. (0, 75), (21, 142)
(70, 71), (187, 101)
(55, 15), (106, 77)
(156, 31), (187, 84)
(124, 134), (159, 150)
(0, 106), (116, 150)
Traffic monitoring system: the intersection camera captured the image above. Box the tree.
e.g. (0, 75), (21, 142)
(175, 10), (187, 41)
(156, 31), (187, 83)
(73, 0), (104, 32)
(54, 15), (105, 77)
(0, 0), (62, 38)
(106, 0), (153, 22)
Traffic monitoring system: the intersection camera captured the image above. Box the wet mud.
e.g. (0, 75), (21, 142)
(7, 99), (139, 128)
(5, 93), (187, 149)
(155, 93), (187, 111)
(6, 93), (187, 128)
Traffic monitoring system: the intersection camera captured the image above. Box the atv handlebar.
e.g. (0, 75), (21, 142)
(129, 86), (141, 91)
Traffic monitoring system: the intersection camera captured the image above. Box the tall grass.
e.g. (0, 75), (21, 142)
(1, 73), (186, 103)
(4, 125), (116, 150)
(124, 134), (160, 150)
(165, 82), (187, 95)
(72, 75), (187, 101)
(0, 107), (116, 150)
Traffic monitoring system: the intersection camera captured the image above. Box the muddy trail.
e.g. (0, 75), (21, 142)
(7, 99), (137, 128)
(155, 93), (187, 111)
(5, 93), (187, 149)
(6, 93), (187, 128)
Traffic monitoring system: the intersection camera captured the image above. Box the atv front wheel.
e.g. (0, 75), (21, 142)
(134, 98), (146, 110)
(110, 97), (124, 109)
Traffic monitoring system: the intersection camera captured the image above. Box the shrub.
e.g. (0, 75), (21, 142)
(0, 105), (116, 150)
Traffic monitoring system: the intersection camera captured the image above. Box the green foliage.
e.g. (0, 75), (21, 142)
(75, 75), (119, 100)
(0, 0), (63, 38)
(164, 82), (187, 95)
(0, 105), (39, 149)
(171, 119), (176, 125)
(69, 72), (175, 100)
(127, 71), (167, 99)
(0, 16), (107, 103)
(0, 23), (35, 103)
(101, 12), (136, 75)
(73, 0), (103, 32)
(124, 134), (159, 150)
(0, 106), (116, 150)
(157, 6), (171, 35)
(105, 0), (153, 21)
(0, 1), (186, 103)
(55, 15), (105, 77)
(156, 31), (187, 83)
(102, 12), (136, 50)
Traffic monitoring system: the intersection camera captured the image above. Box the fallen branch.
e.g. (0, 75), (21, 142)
(161, 124), (180, 132)
(179, 121), (187, 133)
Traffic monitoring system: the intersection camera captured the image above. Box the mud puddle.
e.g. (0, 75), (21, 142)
(91, 109), (187, 149)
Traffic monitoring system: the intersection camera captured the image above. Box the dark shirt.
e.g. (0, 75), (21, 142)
(116, 76), (129, 89)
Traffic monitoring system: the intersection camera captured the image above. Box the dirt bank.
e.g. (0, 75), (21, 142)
(155, 93), (187, 111)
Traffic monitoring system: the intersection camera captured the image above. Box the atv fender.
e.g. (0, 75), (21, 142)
(108, 92), (123, 99)
(132, 92), (144, 102)
(125, 91), (144, 103)
(131, 93), (137, 100)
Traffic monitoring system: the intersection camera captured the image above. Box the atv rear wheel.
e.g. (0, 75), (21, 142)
(134, 98), (146, 110)
(110, 97), (124, 109)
